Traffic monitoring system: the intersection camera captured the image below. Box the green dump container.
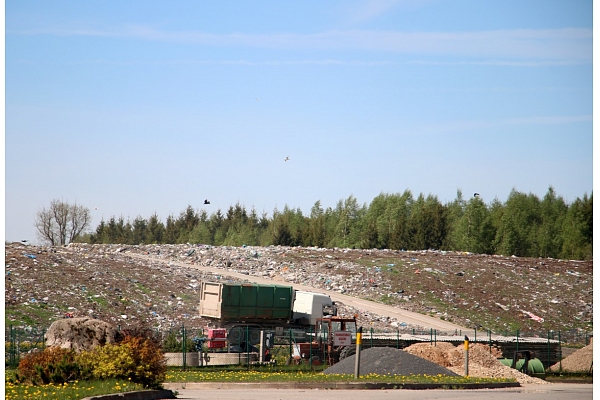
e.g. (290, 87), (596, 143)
(499, 358), (546, 380)
(200, 282), (294, 321)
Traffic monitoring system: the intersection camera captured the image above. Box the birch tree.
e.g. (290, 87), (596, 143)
(34, 199), (91, 245)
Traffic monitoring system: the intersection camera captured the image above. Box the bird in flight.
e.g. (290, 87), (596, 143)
(474, 193), (480, 197)
(204, 199), (210, 205)
(284, 156), (290, 162)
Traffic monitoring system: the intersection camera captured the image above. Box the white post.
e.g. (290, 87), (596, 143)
(259, 330), (265, 363)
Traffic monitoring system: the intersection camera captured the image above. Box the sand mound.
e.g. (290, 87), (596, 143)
(549, 342), (593, 373)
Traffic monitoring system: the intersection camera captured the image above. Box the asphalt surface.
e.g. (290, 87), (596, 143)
(168, 383), (592, 400)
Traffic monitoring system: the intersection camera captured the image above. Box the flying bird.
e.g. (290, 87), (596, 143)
(204, 199), (210, 205)
(474, 193), (480, 197)
(284, 156), (290, 162)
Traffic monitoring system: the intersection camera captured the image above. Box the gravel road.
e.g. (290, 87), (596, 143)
(128, 252), (470, 332)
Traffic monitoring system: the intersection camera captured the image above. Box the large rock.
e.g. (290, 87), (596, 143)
(45, 317), (118, 352)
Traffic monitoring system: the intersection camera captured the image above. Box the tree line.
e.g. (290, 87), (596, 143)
(68, 187), (591, 260)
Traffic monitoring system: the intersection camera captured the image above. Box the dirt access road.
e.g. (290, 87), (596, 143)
(127, 253), (469, 332)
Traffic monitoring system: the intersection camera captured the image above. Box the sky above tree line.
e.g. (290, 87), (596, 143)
(4, 0), (594, 244)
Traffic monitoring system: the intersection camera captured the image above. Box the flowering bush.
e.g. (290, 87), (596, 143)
(16, 346), (90, 385)
(78, 335), (166, 388)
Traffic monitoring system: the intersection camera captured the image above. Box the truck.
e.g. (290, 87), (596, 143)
(199, 281), (358, 363)
(199, 281), (563, 368)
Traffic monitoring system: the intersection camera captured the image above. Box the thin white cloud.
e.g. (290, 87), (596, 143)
(417, 115), (592, 135)
(9, 25), (592, 62)
(343, 0), (437, 25)
(344, 0), (401, 24)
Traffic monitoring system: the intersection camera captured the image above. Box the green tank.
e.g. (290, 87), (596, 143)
(499, 357), (546, 380)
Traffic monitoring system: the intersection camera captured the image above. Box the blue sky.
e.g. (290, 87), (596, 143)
(5, 0), (593, 244)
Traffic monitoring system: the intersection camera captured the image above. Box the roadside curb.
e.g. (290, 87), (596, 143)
(81, 389), (176, 400)
(163, 381), (521, 390)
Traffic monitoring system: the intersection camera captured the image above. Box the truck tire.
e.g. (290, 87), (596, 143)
(339, 345), (356, 360)
(228, 327), (243, 345)
(249, 329), (261, 345)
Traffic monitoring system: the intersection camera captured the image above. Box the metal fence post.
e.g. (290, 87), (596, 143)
(182, 325), (187, 370)
(246, 326), (250, 369)
(309, 326), (313, 371)
(558, 331), (562, 373)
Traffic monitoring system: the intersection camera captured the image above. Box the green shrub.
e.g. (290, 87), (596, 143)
(161, 331), (194, 352)
(78, 336), (166, 388)
(16, 346), (90, 385)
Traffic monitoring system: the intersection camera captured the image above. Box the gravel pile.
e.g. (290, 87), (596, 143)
(322, 347), (459, 376)
(548, 342), (593, 373)
(403, 342), (549, 385)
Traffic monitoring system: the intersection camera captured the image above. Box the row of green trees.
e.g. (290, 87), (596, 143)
(80, 187), (592, 260)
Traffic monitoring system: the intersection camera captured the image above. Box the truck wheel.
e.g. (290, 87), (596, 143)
(339, 345), (356, 360)
(228, 327), (242, 345)
(250, 329), (261, 345)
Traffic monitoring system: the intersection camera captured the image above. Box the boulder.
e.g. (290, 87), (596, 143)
(45, 317), (118, 352)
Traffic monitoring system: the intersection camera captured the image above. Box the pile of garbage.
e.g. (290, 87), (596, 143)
(5, 242), (592, 336)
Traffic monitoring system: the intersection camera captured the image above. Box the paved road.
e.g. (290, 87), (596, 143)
(128, 253), (468, 332)
(169, 383), (592, 400)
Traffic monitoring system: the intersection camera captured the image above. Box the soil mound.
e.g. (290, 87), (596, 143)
(549, 342), (593, 373)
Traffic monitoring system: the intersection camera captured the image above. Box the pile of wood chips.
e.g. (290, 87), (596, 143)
(403, 342), (549, 384)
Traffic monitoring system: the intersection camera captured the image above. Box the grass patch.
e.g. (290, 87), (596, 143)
(87, 293), (109, 307)
(5, 373), (148, 400)
(5, 304), (55, 327)
(164, 366), (515, 385)
(134, 282), (152, 295)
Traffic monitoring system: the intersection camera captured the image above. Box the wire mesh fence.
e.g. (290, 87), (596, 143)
(6, 322), (592, 370)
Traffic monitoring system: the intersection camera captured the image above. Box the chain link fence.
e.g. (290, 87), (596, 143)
(6, 323), (592, 370)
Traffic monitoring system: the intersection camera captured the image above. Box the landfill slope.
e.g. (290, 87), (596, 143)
(323, 346), (459, 376)
(5, 242), (592, 335)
